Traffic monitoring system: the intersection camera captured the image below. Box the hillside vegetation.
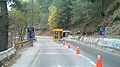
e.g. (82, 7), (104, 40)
(1, 0), (120, 51)
(105, 0), (120, 37)
(35, 0), (120, 36)
(9, 0), (120, 36)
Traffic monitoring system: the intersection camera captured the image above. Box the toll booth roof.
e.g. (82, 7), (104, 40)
(63, 30), (70, 32)
(53, 29), (63, 32)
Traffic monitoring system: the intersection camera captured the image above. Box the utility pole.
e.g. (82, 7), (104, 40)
(30, 0), (34, 26)
(27, 0), (35, 46)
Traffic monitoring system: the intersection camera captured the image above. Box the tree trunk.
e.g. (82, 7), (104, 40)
(0, 1), (9, 52)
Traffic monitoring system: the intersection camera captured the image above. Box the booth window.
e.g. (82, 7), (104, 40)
(60, 32), (62, 39)
(55, 32), (58, 39)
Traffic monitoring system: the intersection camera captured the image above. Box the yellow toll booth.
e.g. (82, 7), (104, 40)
(53, 28), (63, 42)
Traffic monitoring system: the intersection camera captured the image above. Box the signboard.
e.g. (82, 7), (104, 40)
(98, 26), (105, 36)
(27, 27), (35, 39)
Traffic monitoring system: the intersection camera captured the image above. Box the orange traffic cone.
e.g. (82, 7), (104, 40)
(95, 53), (102, 67)
(76, 46), (80, 54)
(68, 43), (70, 48)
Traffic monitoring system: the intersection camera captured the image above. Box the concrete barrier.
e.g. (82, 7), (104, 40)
(80, 36), (120, 49)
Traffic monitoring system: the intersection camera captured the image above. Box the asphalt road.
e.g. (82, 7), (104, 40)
(66, 40), (120, 67)
(31, 37), (94, 67)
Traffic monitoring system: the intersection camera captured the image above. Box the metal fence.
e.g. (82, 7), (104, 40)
(0, 46), (16, 62)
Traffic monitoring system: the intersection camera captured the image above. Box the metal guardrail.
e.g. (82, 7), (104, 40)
(0, 46), (16, 62)
(0, 39), (30, 66)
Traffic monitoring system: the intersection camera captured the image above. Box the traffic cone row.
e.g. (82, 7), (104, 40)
(62, 42), (102, 67)
(62, 42), (80, 55)
(95, 53), (102, 67)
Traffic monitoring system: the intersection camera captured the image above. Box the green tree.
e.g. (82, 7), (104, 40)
(35, 0), (54, 29)
(9, 2), (41, 41)
(51, 0), (72, 29)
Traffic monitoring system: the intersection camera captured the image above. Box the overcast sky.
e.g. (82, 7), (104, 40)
(7, 2), (12, 11)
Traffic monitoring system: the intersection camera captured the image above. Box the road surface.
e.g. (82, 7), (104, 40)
(31, 36), (95, 67)
(11, 36), (95, 67)
(66, 40), (120, 67)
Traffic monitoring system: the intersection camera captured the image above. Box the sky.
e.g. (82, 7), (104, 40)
(7, 2), (12, 11)
(7, 0), (29, 11)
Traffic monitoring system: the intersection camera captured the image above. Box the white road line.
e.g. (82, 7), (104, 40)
(41, 45), (61, 47)
(80, 55), (95, 65)
(63, 44), (96, 65)
(31, 46), (43, 67)
(39, 53), (74, 55)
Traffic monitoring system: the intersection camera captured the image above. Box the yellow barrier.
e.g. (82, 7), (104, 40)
(15, 40), (28, 46)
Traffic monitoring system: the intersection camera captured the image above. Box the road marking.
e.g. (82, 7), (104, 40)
(71, 49), (95, 65)
(41, 45), (61, 47)
(41, 48), (69, 50)
(30, 45), (43, 67)
(63, 44), (96, 65)
(57, 65), (61, 67)
(80, 55), (95, 65)
(39, 53), (74, 55)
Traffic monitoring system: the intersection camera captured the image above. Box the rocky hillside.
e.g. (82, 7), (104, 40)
(105, 0), (120, 37)
(80, 0), (120, 37)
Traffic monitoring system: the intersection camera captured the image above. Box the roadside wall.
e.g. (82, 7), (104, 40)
(80, 36), (120, 49)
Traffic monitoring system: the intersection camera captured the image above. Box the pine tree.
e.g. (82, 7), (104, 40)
(57, 0), (72, 29)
